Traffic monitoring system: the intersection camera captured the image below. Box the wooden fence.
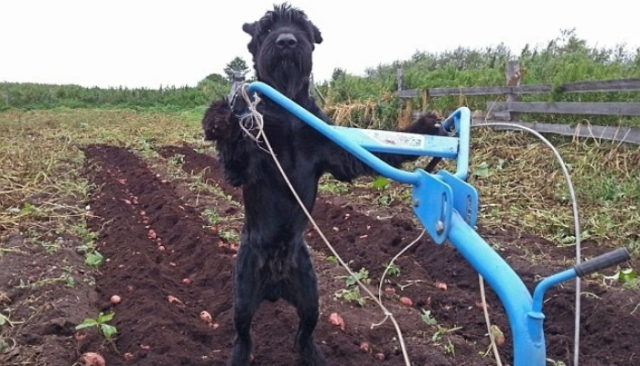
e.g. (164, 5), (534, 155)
(396, 62), (640, 144)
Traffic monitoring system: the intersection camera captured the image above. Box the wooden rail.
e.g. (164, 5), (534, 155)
(489, 101), (640, 117)
(476, 120), (640, 145)
(559, 79), (640, 93)
(396, 79), (640, 98)
(398, 79), (640, 99)
(399, 85), (552, 98)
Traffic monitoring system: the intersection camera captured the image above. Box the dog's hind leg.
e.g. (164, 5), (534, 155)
(230, 247), (263, 366)
(284, 245), (327, 366)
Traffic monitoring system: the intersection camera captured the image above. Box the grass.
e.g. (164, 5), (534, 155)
(467, 128), (640, 252)
(0, 106), (205, 363)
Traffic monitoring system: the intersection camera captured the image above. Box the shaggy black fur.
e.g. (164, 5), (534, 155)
(202, 4), (442, 365)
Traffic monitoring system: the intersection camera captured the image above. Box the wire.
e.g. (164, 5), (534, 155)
(372, 229), (426, 328)
(473, 122), (582, 366)
(479, 274), (504, 366)
(238, 85), (413, 366)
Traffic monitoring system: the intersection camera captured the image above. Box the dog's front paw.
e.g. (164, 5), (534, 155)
(404, 112), (443, 136)
(202, 99), (236, 141)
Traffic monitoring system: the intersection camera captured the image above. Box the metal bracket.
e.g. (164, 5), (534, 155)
(437, 170), (479, 227)
(412, 170), (453, 244)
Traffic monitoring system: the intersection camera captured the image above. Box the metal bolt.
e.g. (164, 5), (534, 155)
(412, 199), (419, 207)
(435, 220), (445, 234)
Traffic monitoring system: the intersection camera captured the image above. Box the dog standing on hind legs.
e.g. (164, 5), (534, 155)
(202, 4), (443, 365)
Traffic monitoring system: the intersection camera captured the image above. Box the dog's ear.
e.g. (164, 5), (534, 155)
(243, 22), (259, 55)
(310, 22), (323, 44)
(242, 22), (257, 36)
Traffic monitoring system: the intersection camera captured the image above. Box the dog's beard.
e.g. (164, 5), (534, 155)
(257, 46), (312, 99)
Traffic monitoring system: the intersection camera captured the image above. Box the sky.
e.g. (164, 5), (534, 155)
(1, 0), (638, 88)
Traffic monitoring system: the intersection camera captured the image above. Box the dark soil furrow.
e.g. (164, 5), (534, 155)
(85, 144), (235, 365)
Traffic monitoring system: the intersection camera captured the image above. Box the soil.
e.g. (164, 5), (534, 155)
(2, 143), (638, 366)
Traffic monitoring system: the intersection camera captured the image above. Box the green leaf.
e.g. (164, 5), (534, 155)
(345, 268), (369, 286)
(326, 256), (338, 265)
(0, 313), (7, 326)
(98, 312), (114, 323)
(100, 324), (118, 339)
(372, 176), (390, 190)
(75, 318), (99, 330)
(620, 268), (637, 283)
(473, 162), (491, 178)
(420, 309), (437, 326)
(65, 275), (75, 288)
(18, 202), (36, 216)
(75, 244), (90, 254)
(0, 338), (9, 352)
(85, 251), (104, 267)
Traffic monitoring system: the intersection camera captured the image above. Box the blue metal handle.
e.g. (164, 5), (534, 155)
(441, 107), (471, 180)
(248, 82), (422, 185)
(447, 212), (546, 365)
(247, 81), (472, 181)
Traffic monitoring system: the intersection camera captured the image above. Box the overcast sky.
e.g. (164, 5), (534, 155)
(1, 0), (638, 88)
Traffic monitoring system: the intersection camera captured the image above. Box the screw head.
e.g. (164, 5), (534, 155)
(435, 220), (445, 234)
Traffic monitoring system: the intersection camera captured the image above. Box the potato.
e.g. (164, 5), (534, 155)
(80, 352), (106, 366)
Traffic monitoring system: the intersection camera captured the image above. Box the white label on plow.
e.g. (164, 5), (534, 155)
(361, 129), (426, 149)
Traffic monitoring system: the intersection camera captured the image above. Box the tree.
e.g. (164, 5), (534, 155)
(224, 57), (250, 81)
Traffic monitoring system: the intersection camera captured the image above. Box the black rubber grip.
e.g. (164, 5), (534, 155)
(574, 248), (631, 277)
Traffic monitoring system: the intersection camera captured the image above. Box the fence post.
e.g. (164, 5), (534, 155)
(396, 68), (403, 93)
(505, 60), (522, 121)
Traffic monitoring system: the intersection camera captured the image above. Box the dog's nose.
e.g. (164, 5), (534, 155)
(276, 33), (297, 49)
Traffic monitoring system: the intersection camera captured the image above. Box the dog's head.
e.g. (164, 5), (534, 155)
(243, 3), (322, 99)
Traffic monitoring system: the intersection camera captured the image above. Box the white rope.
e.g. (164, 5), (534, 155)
(474, 122), (582, 366)
(372, 229), (426, 328)
(237, 84), (412, 366)
(479, 274), (504, 366)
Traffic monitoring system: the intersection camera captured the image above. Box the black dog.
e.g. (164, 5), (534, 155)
(202, 4), (442, 365)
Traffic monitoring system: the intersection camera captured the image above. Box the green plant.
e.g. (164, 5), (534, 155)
(85, 250), (105, 267)
(372, 176), (390, 190)
(383, 263), (401, 277)
(220, 229), (239, 242)
(472, 161), (492, 178)
(0, 311), (22, 327)
(167, 153), (185, 167)
(0, 337), (11, 352)
(443, 338), (455, 356)
(335, 268), (370, 306)
(604, 268), (639, 289)
(40, 239), (61, 253)
(75, 312), (118, 340)
(432, 325), (463, 343)
(70, 221), (104, 267)
(335, 287), (367, 307)
(318, 179), (350, 194)
(342, 268), (370, 286)
(0, 312), (11, 326)
(546, 358), (567, 366)
(202, 208), (220, 225)
(420, 309), (437, 326)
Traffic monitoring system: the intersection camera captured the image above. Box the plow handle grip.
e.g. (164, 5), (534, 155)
(574, 248), (630, 277)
